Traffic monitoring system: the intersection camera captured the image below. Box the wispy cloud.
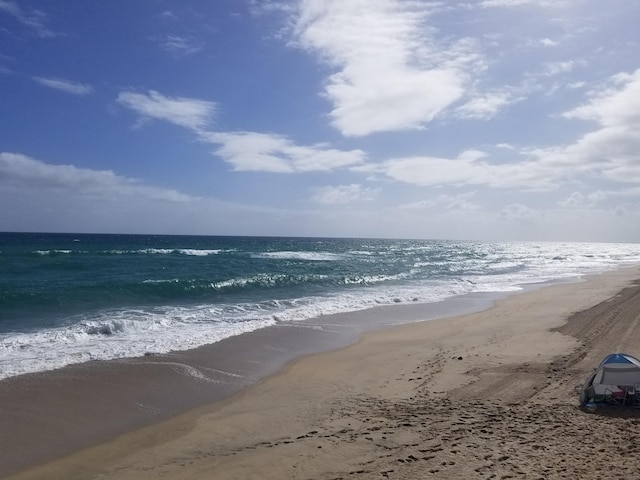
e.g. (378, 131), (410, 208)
(289, 0), (482, 136)
(567, 81), (586, 90)
(33, 77), (94, 96)
(0, 0), (55, 37)
(151, 34), (204, 56)
(204, 131), (366, 173)
(542, 60), (584, 77)
(397, 192), (481, 214)
(558, 191), (607, 209)
(480, 0), (564, 8)
(117, 90), (217, 130)
(0, 152), (195, 202)
(456, 90), (519, 119)
(539, 38), (558, 47)
(311, 184), (376, 204)
(376, 149), (548, 189)
(374, 149), (557, 192)
(117, 88), (365, 174)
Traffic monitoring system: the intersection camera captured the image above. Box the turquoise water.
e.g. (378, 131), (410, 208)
(1, 232), (639, 379)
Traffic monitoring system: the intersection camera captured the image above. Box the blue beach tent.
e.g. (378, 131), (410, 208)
(579, 353), (640, 407)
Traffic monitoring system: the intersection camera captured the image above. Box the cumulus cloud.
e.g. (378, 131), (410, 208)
(0, 152), (195, 202)
(532, 68), (640, 185)
(563, 70), (640, 127)
(117, 90), (216, 130)
(378, 68), (640, 193)
(290, 0), (481, 136)
(204, 131), (366, 173)
(311, 184), (376, 204)
(33, 77), (94, 96)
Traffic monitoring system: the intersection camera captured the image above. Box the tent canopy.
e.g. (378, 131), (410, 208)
(594, 353), (640, 386)
(580, 353), (640, 407)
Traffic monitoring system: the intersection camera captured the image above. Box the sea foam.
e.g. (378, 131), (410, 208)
(2, 235), (639, 380)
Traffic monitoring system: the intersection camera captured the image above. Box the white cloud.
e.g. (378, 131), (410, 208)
(398, 192), (480, 213)
(558, 192), (587, 209)
(542, 60), (584, 77)
(117, 90), (216, 131)
(539, 38), (558, 47)
(33, 77), (94, 96)
(567, 81), (586, 89)
(378, 68), (640, 193)
(376, 149), (559, 192)
(481, 0), (531, 6)
(0, 152), (195, 202)
(379, 149), (560, 190)
(291, 0), (481, 136)
(480, 0), (565, 8)
(116, 89), (364, 175)
(563, 70), (640, 127)
(558, 191), (608, 209)
(204, 131), (366, 173)
(456, 90), (517, 119)
(527, 69), (640, 186)
(381, 150), (490, 187)
(311, 184), (376, 204)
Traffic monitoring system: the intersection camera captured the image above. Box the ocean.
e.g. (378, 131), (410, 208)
(1, 232), (639, 381)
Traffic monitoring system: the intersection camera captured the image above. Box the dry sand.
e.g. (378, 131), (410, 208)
(6, 266), (640, 480)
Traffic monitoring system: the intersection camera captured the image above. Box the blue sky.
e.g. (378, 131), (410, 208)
(1, 0), (639, 242)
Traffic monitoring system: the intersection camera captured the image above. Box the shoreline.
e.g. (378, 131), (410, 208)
(0, 287), (505, 477)
(4, 266), (640, 479)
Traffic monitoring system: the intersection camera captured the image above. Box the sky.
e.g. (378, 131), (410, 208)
(1, 0), (639, 242)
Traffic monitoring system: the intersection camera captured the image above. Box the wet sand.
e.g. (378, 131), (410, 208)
(4, 266), (640, 479)
(0, 291), (493, 477)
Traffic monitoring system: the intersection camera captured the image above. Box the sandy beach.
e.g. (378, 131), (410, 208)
(5, 266), (640, 480)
